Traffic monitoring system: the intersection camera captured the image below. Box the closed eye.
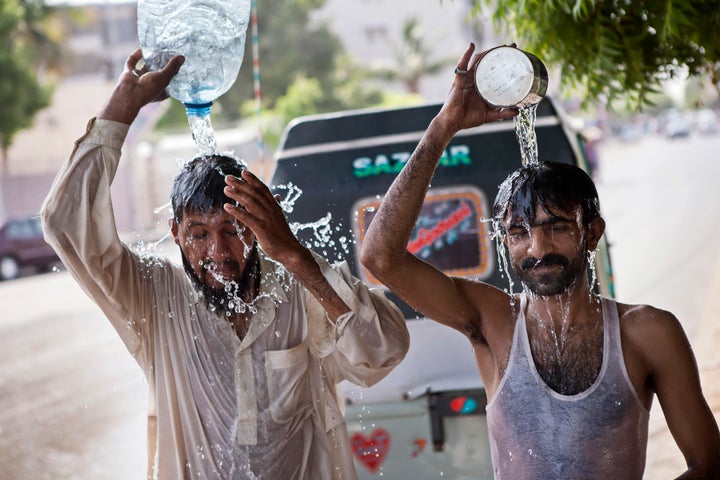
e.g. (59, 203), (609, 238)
(550, 223), (570, 232)
(508, 228), (529, 239)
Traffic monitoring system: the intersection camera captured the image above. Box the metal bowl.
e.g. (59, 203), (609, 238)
(474, 46), (548, 108)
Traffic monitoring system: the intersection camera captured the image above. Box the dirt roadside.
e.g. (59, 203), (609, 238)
(644, 255), (720, 477)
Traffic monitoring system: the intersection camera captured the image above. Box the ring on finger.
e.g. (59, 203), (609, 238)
(132, 59), (147, 78)
(454, 66), (468, 75)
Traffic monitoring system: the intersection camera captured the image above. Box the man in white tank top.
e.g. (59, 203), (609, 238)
(361, 43), (720, 479)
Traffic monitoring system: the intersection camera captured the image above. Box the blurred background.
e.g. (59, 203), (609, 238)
(0, 0), (719, 478)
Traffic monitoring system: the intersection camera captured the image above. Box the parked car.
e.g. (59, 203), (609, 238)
(0, 215), (61, 280)
(662, 109), (691, 139)
(270, 98), (614, 479)
(695, 108), (718, 135)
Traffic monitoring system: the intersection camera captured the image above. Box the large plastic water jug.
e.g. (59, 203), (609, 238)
(137, 0), (251, 114)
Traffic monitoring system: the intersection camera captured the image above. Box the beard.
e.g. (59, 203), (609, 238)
(181, 243), (260, 316)
(514, 244), (587, 297)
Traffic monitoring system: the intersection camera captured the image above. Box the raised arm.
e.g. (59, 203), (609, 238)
(223, 170), (410, 385)
(638, 307), (720, 478)
(223, 169), (351, 321)
(359, 43), (517, 334)
(41, 50), (184, 353)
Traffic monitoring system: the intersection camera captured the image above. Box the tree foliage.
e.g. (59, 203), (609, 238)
(369, 16), (456, 94)
(0, 0), (55, 170)
(474, 0), (720, 109)
(225, 0), (341, 117)
(237, 51), (391, 148)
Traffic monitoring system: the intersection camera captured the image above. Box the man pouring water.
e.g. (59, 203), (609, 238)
(41, 49), (410, 480)
(360, 43), (720, 478)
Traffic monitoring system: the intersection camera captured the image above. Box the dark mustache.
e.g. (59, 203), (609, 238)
(521, 254), (569, 271)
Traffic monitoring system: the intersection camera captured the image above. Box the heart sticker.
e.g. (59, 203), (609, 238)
(350, 428), (391, 473)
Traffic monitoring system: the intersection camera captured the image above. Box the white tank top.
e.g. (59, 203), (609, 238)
(486, 296), (649, 479)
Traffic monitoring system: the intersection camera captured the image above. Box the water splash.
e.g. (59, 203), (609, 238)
(484, 216), (516, 296)
(522, 282), (604, 395)
(290, 213), (332, 248)
(525, 288), (572, 355)
(153, 201), (172, 215)
(587, 248), (599, 298)
(186, 103), (218, 156)
(140, 179), (352, 320)
(199, 183), (352, 316)
(273, 181), (351, 263)
(273, 182), (303, 214)
(514, 104), (539, 167)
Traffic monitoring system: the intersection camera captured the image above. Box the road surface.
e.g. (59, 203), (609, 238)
(596, 131), (720, 477)
(0, 273), (148, 479)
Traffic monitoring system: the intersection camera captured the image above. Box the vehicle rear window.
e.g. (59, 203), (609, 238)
(7, 218), (39, 240)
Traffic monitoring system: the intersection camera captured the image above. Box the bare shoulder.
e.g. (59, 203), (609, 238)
(617, 302), (684, 335)
(616, 301), (692, 364)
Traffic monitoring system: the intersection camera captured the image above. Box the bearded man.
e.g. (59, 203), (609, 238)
(360, 43), (720, 479)
(41, 49), (409, 480)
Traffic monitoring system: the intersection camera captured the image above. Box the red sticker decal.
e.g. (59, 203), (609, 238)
(350, 428), (391, 473)
(411, 438), (427, 458)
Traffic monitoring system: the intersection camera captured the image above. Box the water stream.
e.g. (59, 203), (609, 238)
(514, 104), (539, 167)
(186, 103), (218, 156)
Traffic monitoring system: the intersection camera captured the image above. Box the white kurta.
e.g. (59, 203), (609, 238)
(41, 118), (410, 480)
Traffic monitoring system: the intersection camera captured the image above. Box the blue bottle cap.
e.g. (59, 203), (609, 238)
(184, 102), (214, 117)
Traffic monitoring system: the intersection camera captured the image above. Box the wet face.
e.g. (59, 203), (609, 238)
(504, 204), (589, 296)
(172, 209), (256, 293)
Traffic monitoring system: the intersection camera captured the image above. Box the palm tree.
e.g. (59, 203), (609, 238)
(370, 16), (456, 94)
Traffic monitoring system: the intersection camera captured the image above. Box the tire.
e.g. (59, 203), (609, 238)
(0, 256), (20, 281)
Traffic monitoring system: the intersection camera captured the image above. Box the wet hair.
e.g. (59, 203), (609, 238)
(492, 161), (601, 231)
(171, 154), (260, 311)
(170, 154), (246, 222)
